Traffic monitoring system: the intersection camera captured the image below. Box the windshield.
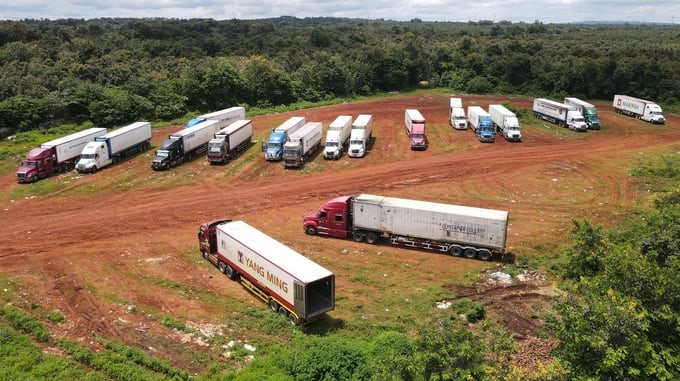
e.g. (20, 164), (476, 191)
(326, 142), (338, 147)
(509, 127), (520, 131)
(208, 143), (222, 153)
(651, 111), (664, 116)
(283, 149), (297, 156)
(267, 142), (281, 150)
(21, 161), (37, 168)
(350, 140), (363, 145)
(574, 117), (585, 123)
(412, 134), (424, 139)
(155, 150), (170, 158)
(80, 153), (95, 159)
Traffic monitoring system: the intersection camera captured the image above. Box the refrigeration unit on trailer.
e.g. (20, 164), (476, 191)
(198, 219), (335, 325)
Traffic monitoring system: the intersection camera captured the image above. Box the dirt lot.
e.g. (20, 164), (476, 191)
(1, 93), (678, 371)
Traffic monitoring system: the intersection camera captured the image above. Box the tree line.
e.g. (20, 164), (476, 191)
(0, 17), (678, 136)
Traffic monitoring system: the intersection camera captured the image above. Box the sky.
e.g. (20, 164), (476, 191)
(1, 1), (679, 24)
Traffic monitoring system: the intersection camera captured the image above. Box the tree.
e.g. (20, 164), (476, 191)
(243, 55), (295, 107)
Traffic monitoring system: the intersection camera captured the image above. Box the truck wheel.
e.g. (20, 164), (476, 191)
(305, 226), (317, 235)
(464, 248), (477, 259)
(269, 299), (279, 312)
(202, 250), (209, 260)
(278, 306), (288, 319)
(218, 261), (226, 274)
(365, 233), (378, 244)
(478, 249), (492, 261)
(224, 264), (238, 280)
(352, 232), (364, 242)
(449, 246), (463, 256)
(288, 314), (300, 326)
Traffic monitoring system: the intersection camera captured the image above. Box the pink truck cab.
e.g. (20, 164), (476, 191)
(16, 147), (59, 183)
(405, 109), (427, 150)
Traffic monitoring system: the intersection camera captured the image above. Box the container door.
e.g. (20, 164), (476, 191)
(293, 281), (306, 318)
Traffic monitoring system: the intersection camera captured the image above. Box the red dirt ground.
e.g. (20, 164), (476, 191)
(1, 93), (678, 371)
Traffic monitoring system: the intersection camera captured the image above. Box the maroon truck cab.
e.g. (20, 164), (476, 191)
(16, 147), (57, 183)
(198, 218), (232, 261)
(303, 196), (352, 238)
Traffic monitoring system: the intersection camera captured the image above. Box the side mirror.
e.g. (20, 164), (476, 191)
(261, 141), (267, 152)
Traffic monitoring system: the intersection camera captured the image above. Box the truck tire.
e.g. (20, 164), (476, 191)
(218, 261), (227, 274)
(269, 299), (279, 312)
(449, 246), (463, 256)
(224, 264), (238, 280)
(278, 306), (288, 319)
(305, 225), (317, 235)
(288, 314), (300, 326)
(202, 250), (209, 260)
(464, 248), (477, 259)
(352, 232), (364, 242)
(478, 249), (492, 261)
(365, 233), (378, 244)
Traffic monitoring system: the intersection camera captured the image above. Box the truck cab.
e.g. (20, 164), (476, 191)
(151, 137), (182, 170)
(323, 130), (343, 160)
(76, 141), (110, 173)
(582, 107), (601, 130)
(16, 148), (55, 183)
(303, 196), (351, 238)
(502, 117), (522, 141)
(567, 111), (588, 132)
(348, 130), (367, 158)
(409, 123), (427, 150)
(478, 117), (495, 142)
(452, 109), (467, 129)
(644, 104), (665, 124)
(283, 140), (303, 168)
(264, 131), (286, 161)
(207, 137), (228, 163)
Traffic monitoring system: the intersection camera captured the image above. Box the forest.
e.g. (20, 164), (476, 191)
(1, 17), (679, 136)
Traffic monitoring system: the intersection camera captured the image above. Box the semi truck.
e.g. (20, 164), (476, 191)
(76, 122), (152, 173)
(467, 106), (495, 142)
(532, 98), (587, 131)
(612, 94), (665, 124)
(206, 119), (253, 164)
(404, 109), (428, 150)
(151, 120), (221, 170)
(16, 127), (107, 183)
(303, 194), (509, 261)
(449, 97), (467, 130)
(564, 97), (601, 129)
(348, 114), (373, 158)
(488, 104), (522, 142)
(185, 107), (245, 128)
(323, 115), (352, 160)
(198, 219), (335, 325)
(283, 122), (323, 168)
(263, 116), (306, 161)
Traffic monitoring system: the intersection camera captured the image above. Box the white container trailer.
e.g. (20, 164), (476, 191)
(283, 122), (323, 168)
(449, 98), (467, 129)
(186, 106), (245, 128)
(205, 220), (335, 325)
(76, 122), (152, 173)
(564, 97), (601, 129)
(488, 104), (522, 142)
(151, 120), (221, 170)
(612, 94), (665, 124)
(348, 114), (373, 158)
(207, 119), (253, 164)
(324, 115), (352, 160)
(43, 127), (108, 163)
(303, 194), (509, 261)
(532, 98), (587, 131)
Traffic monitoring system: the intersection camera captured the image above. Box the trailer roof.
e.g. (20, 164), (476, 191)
(218, 221), (333, 283)
(41, 127), (107, 148)
(171, 119), (219, 137)
(216, 119), (251, 135)
(101, 121), (150, 139)
(356, 194), (508, 222)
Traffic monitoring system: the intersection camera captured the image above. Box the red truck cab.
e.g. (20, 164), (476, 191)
(303, 196), (351, 238)
(410, 122), (427, 150)
(16, 147), (56, 183)
(198, 218), (232, 261)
